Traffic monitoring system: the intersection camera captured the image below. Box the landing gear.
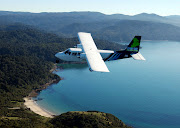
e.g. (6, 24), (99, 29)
(56, 59), (60, 63)
(89, 68), (93, 72)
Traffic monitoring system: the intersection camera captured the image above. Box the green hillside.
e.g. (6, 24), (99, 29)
(0, 24), (128, 128)
(50, 111), (132, 128)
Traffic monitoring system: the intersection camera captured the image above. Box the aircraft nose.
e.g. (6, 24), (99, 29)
(55, 53), (58, 58)
(55, 52), (64, 58)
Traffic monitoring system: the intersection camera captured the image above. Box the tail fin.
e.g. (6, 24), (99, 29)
(126, 36), (146, 60)
(125, 36), (141, 53)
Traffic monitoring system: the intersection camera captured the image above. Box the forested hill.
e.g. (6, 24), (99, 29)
(50, 111), (132, 128)
(0, 24), (61, 127)
(0, 24), (127, 127)
(0, 11), (180, 42)
(0, 24), (124, 61)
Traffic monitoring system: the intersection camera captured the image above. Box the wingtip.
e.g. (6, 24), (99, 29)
(89, 68), (110, 73)
(95, 69), (110, 73)
(100, 70), (110, 73)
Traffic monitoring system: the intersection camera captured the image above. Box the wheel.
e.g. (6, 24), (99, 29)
(56, 59), (60, 63)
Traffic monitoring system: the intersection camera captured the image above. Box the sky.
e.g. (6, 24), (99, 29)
(0, 0), (180, 16)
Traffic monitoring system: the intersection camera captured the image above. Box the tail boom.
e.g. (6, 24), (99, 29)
(105, 36), (145, 61)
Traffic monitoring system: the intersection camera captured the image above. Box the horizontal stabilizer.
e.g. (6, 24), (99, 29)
(131, 52), (146, 60)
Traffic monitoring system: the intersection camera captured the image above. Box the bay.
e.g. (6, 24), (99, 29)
(35, 41), (180, 128)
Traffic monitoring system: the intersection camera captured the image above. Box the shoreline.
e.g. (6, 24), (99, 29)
(24, 97), (55, 118)
(23, 63), (84, 118)
(24, 64), (61, 118)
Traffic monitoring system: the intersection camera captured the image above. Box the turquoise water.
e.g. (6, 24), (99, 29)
(35, 41), (180, 128)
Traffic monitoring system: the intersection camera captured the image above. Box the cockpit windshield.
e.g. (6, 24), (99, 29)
(64, 50), (71, 55)
(64, 49), (81, 56)
(64, 50), (69, 54)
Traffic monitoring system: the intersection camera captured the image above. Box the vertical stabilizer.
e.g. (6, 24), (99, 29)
(126, 36), (141, 53)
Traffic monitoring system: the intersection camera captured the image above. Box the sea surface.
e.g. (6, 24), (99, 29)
(35, 41), (180, 128)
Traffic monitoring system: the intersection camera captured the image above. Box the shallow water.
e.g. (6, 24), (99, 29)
(35, 41), (180, 128)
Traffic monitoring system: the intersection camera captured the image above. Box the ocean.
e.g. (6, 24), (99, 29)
(35, 41), (180, 128)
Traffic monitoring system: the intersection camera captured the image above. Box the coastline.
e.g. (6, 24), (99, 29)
(24, 64), (60, 118)
(24, 97), (55, 118)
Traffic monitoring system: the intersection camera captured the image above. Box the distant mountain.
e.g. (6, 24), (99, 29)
(1, 11), (180, 27)
(165, 15), (180, 20)
(57, 20), (180, 42)
(0, 11), (108, 31)
(133, 13), (167, 22)
(93, 20), (180, 41)
(0, 24), (124, 60)
(0, 11), (180, 42)
(108, 13), (166, 22)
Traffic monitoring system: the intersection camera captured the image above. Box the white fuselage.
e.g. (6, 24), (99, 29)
(55, 47), (114, 62)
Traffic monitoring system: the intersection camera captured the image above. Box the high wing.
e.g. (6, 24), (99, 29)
(78, 32), (110, 72)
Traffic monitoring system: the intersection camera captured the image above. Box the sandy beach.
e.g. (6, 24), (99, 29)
(24, 97), (55, 118)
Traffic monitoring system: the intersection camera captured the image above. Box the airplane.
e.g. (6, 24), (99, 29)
(55, 32), (145, 72)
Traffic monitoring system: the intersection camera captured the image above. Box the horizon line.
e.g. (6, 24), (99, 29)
(0, 10), (179, 17)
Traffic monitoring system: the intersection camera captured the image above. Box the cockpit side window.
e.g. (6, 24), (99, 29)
(65, 50), (69, 54)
